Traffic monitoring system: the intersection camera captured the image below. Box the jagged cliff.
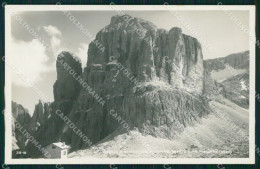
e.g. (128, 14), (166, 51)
(54, 52), (82, 101)
(60, 14), (209, 150)
(11, 101), (31, 153)
(30, 100), (51, 132)
(25, 52), (82, 157)
(87, 15), (204, 94)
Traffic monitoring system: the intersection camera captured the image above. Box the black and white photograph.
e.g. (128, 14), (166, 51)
(3, 4), (256, 164)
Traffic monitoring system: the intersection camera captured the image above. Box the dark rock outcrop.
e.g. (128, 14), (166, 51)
(54, 51), (82, 101)
(11, 101), (31, 152)
(25, 52), (82, 158)
(30, 100), (52, 132)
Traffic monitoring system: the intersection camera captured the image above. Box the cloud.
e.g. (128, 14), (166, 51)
(10, 25), (88, 89)
(11, 37), (52, 87)
(50, 34), (62, 57)
(74, 43), (89, 68)
(43, 25), (62, 36)
(42, 25), (89, 67)
(42, 25), (63, 58)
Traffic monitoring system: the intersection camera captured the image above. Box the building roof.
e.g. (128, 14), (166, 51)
(52, 142), (70, 149)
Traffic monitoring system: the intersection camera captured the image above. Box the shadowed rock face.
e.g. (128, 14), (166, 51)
(26, 101), (74, 158)
(30, 100), (52, 132)
(61, 14), (209, 150)
(12, 101), (31, 151)
(25, 52), (82, 158)
(54, 51), (82, 102)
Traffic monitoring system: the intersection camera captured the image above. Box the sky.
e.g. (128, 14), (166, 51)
(11, 10), (250, 115)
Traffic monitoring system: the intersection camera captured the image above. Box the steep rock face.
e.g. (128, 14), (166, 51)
(26, 101), (74, 157)
(30, 100), (52, 132)
(26, 52), (82, 157)
(63, 83), (210, 151)
(54, 51), (83, 101)
(63, 14), (208, 150)
(153, 28), (204, 94)
(87, 15), (203, 95)
(12, 101), (31, 151)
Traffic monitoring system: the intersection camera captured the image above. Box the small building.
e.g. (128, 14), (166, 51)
(45, 142), (70, 159)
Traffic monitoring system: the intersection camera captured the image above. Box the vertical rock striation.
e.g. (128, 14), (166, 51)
(62, 14), (209, 150)
(86, 15), (204, 95)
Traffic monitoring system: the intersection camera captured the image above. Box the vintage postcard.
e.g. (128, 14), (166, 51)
(4, 4), (256, 164)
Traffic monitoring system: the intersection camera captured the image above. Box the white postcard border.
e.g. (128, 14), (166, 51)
(4, 5), (256, 164)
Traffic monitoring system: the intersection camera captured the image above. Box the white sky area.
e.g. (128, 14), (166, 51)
(10, 10), (250, 115)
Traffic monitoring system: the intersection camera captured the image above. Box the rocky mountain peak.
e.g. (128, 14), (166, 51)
(53, 51), (82, 102)
(87, 14), (204, 95)
(169, 27), (182, 34)
(108, 14), (157, 31)
(12, 101), (31, 120)
(57, 14), (208, 150)
(30, 100), (52, 132)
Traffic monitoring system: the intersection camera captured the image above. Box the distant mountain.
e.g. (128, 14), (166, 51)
(222, 72), (249, 108)
(204, 51), (249, 108)
(204, 51), (249, 72)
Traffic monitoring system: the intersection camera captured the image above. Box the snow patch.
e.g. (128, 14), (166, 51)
(211, 68), (247, 82)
